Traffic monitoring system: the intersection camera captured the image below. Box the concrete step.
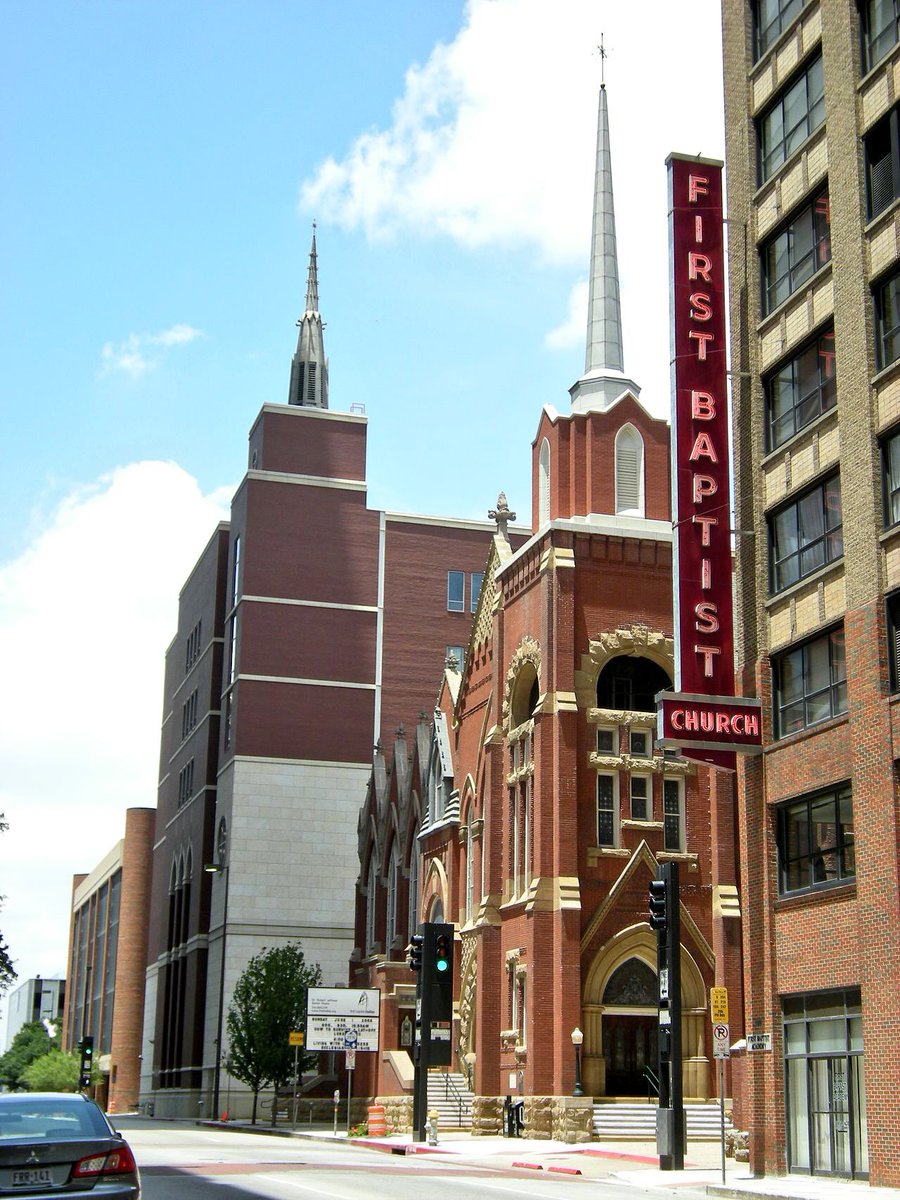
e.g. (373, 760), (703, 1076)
(593, 1101), (733, 1140)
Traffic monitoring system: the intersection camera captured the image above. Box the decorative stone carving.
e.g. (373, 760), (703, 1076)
(574, 625), (675, 709)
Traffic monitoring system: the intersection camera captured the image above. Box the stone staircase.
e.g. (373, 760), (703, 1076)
(426, 1070), (474, 1129)
(593, 1100), (734, 1140)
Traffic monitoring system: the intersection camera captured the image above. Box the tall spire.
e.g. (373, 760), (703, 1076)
(569, 74), (640, 414)
(288, 224), (329, 409)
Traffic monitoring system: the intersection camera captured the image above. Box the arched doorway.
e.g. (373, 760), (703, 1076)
(601, 958), (657, 1096)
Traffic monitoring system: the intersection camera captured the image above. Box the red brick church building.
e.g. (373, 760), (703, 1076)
(351, 84), (745, 1138)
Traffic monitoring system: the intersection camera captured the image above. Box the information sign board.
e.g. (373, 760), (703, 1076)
(710, 987), (728, 1024)
(747, 1032), (772, 1052)
(306, 988), (380, 1051)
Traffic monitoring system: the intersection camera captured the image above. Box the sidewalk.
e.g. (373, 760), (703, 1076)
(204, 1119), (900, 1200)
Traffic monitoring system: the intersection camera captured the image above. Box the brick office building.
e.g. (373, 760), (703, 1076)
(352, 84), (745, 1138)
(140, 235), (516, 1119)
(63, 807), (155, 1112)
(723, 0), (900, 1184)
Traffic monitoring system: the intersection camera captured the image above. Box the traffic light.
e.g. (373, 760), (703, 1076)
(78, 1036), (94, 1090)
(649, 877), (668, 932)
(407, 933), (424, 972)
(433, 930), (452, 977)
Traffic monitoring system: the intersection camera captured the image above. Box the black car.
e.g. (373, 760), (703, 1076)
(0, 1094), (140, 1200)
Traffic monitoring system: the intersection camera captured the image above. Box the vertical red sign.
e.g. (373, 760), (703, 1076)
(668, 155), (734, 700)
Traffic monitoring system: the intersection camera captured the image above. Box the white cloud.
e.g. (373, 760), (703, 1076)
(0, 462), (232, 990)
(100, 324), (205, 378)
(545, 279), (588, 350)
(301, 0), (724, 413)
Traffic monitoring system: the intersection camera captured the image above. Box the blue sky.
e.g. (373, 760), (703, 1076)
(0, 0), (724, 1028)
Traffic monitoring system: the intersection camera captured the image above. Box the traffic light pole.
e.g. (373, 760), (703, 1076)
(409, 922), (454, 1142)
(652, 862), (684, 1171)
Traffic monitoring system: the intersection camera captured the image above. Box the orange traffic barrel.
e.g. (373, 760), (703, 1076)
(367, 1104), (386, 1136)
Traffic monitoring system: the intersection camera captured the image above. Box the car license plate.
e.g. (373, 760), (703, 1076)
(11, 1169), (53, 1187)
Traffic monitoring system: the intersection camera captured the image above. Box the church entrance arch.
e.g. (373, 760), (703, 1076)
(601, 958), (658, 1096)
(582, 924), (711, 1099)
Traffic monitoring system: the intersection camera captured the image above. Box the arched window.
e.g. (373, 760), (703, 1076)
(538, 438), (551, 526)
(386, 843), (400, 948)
(615, 424), (644, 516)
(407, 830), (419, 938)
(597, 656), (671, 713)
(365, 857), (377, 955)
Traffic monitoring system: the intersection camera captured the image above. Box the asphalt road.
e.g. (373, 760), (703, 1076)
(117, 1117), (712, 1200)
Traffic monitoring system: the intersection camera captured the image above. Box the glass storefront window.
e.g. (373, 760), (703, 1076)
(783, 989), (868, 1178)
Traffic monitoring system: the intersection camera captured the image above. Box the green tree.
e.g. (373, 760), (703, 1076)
(0, 1021), (58, 1091)
(0, 814), (16, 996)
(225, 943), (321, 1124)
(22, 1049), (81, 1092)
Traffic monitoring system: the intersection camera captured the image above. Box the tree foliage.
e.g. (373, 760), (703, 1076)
(0, 1021), (58, 1091)
(22, 1050), (81, 1093)
(0, 813), (16, 995)
(225, 942), (321, 1123)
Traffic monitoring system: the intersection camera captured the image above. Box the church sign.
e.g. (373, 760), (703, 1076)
(663, 154), (760, 763)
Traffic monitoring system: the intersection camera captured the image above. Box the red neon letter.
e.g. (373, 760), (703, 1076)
(671, 709), (685, 731)
(688, 252), (712, 282)
(692, 514), (718, 545)
(695, 215), (703, 243)
(689, 175), (709, 202)
(695, 601), (720, 633)
(694, 645), (721, 676)
(689, 431), (718, 463)
(690, 292), (712, 321)
(692, 475), (718, 503)
(691, 391), (716, 420)
(689, 330), (714, 360)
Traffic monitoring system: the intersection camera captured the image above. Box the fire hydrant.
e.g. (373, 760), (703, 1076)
(427, 1108), (439, 1146)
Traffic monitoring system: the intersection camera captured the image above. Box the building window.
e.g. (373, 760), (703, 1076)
(447, 570), (465, 613)
(181, 689), (198, 740)
(883, 427), (900, 525)
(762, 189), (831, 315)
(177, 759), (194, 808)
(783, 991), (868, 1178)
(615, 424), (644, 515)
(765, 329), (836, 450)
(597, 774), (618, 847)
(386, 846), (400, 948)
(774, 626), (847, 737)
(777, 783), (855, 895)
(875, 267), (900, 369)
(470, 572), (484, 613)
(185, 620), (202, 673)
(754, 0), (804, 60)
(630, 775), (650, 821)
(596, 726), (618, 755)
(597, 656), (671, 712)
(769, 475), (843, 592)
(538, 438), (551, 525)
(630, 729), (652, 758)
(860, 0), (900, 73)
(663, 778), (684, 852)
(758, 55), (824, 182)
(887, 591), (900, 691)
(866, 106), (900, 219)
(230, 535), (241, 610)
(407, 834), (419, 938)
(365, 857), (377, 955)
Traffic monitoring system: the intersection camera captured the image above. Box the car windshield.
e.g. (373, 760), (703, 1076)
(0, 1100), (110, 1141)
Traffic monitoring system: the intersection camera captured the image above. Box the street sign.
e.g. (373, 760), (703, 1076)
(343, 1031), (358, 1050)
(747, 1032), (772, 1052)
(713, 1022), (730, 1059)
(710, 987), (728, 1023)
(288, 1031), (304, 1046)
(345, 1048), (356, 1070)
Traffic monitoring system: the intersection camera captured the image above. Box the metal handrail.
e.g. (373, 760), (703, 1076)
(433, 1070), (471, 1126)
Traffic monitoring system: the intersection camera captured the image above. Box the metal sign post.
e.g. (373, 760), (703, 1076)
(345, 1054), (353, 1136)
(711, 992), (731, 1186)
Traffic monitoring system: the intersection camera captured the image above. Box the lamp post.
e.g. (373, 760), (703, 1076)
(205, 858), (229, 1120)
(571, 1027), (584, 1097)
